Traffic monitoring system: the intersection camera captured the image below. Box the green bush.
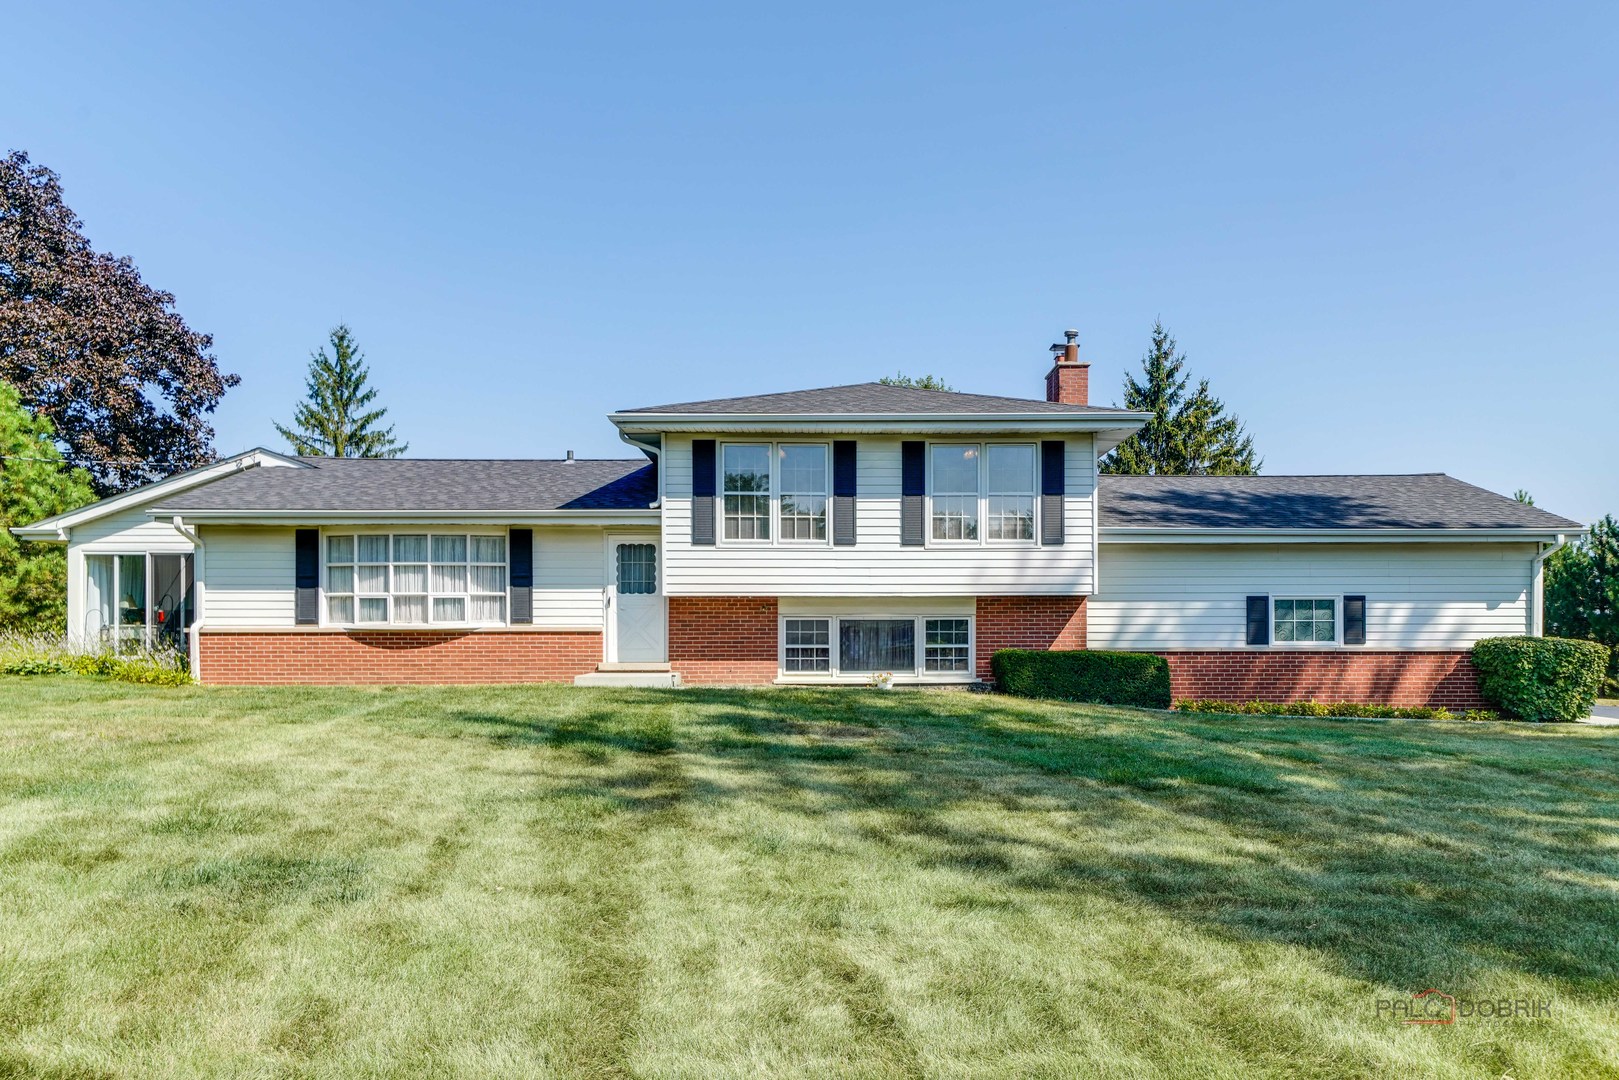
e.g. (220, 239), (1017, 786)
(991, 649), (1171, 708)
(1175, 699), (1499, 722)
(2, 657), (69, 676)
(0, 633), (191, 687)
(1472, 636), (1609, 722)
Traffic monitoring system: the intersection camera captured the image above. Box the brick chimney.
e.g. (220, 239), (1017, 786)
(1045, 329), (1088, 405)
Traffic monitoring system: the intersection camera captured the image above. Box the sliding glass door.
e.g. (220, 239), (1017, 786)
(83, 553), (193, 653)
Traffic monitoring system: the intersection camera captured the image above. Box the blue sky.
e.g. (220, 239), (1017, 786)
(5, 2), (1615, 520)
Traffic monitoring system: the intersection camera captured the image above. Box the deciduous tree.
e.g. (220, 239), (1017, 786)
(0, 150), (238, 494)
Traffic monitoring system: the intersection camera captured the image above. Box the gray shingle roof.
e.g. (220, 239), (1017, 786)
(1098, 474), (1582, 531)
(617, 382), (1136, 416)
(158, 458), (657, 512)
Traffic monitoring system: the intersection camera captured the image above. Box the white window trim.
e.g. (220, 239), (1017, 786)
(1267, 594), (1342, 649)
(716, 440), (832, 548)
(775, 613), (977, 684)
(925, 440), (1039, 549)
(320, 527), (512, 629)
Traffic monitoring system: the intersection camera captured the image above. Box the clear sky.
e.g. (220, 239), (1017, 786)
(5, 2), (1615, 520)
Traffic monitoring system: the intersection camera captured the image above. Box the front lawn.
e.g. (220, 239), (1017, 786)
(1, 680), (1616, 1078)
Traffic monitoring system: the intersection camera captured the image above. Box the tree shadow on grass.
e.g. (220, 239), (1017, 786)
(440, 687), (1619, 995)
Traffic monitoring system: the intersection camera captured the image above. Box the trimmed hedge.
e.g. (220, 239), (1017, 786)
(991, 649), (1171, 708)
(1176, 699), (1499, 722)
(1471, 636), (1610, 722)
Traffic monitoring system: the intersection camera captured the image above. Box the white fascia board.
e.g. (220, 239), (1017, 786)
(145, 508), (660, 527)
(610, 413), (1150, 437)
(1100, 527), (1580, 544)
(10, 448), (309, 542)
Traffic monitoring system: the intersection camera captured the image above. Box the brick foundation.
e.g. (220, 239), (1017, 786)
(1161, 651), (1484, 709)
(975, 596), (1086, 680)
(197, 629), (602, 685)
(668, 596), (779, 685)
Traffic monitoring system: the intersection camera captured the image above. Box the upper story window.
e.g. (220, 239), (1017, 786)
(723, 444), (771, 540)
(930, 442), (1037, 544)
(778, 444), (828, 541)
(721, 442), (829, 544)
(325, 532), (507, 626)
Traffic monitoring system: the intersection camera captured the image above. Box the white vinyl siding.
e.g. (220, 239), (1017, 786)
(201, 527), (297, 628)
(1088, 542), (1536, 650)
(664, 434), (1097, 596)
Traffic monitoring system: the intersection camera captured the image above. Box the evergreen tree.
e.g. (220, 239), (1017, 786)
(879, 373), (955, 391)
(1101, 320), (1260, 475)
(1545, 516), (1619, 693)
(0, 382), (95, 632)
(1514, 490), (1535, 505)
(275, 325), (406, 457)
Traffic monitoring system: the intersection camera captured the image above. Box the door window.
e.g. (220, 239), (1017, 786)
(617, 544), (657, 595)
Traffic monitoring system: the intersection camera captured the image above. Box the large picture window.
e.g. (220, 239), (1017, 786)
(929, 442), (1037, 544)
(778, 614), (974, 680)
(326, 532), (507, 626)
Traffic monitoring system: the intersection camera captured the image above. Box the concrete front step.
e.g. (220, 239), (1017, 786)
(595, 662), (673, 673)
(574, 671), (683, 688)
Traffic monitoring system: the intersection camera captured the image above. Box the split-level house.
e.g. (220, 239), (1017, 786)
(14, 334), (1582, 706)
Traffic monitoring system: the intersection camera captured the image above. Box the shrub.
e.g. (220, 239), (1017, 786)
(1175, 699), (1501, 722)
(1471, 636), (1609, 722)
(991, 649), (1171, 708)
(0, 632), (191, 687)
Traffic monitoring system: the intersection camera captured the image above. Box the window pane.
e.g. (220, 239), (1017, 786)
(723, 494), (771, 540)
(357, 564), (388, 593)
(433, 596), (466, 622)
(780, 494), (827, 540)
(326, 535), (354, 563)
(358, 597), (389, 623)
(472, 536), (506, 563)
(117, 555), (147, 627)
(431, 563), (468, 593)
(722, 444), (771, 492)
(86, 555), (115, 634)
(327, 566), (353, 594)
(986, 445), (1035, 493)
(394, 564), (428, 593)
(394, 534), (428, 562)
(987, 496), (1035, 540)
(617, 543), (657, 594)
(471, 594), (505, 622)
(394, 595), (429, 624)
(931, 495), (978, 541)
(778, 445), (827, 493)
(471, 565), (506, 594)
(924, 618), (971, 673)
(838, 619), (916, 673)
(358, 535), (389, 563)
(327, 596), (354, 623)
(931, 445), (978, 493)
(432, 535), (467, 563)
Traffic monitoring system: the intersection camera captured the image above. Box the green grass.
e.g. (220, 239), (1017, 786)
(1, 680), (1616, 1078)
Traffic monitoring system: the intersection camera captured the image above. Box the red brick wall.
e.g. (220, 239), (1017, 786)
(198, 630), (601, 685)
(975, 596), (1086, 680)
(1044, 362), (1089, 406)
(668, 596), (779, 685)
(1162, 651), (1484, 709)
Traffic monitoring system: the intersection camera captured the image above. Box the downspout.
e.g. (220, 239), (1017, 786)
(171, 516), (204, 680)
(1529, 534), (1567, 637)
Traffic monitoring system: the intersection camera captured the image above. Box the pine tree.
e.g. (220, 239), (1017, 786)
(1101, 320), (1260, 475)
(1514, 490), (1535, 505)
(0, 382), (95, 631)
(879, 373), (955, 391)
(275, 325), (407, 458)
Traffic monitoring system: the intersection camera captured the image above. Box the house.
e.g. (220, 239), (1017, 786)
(13, 332), (1582, 706)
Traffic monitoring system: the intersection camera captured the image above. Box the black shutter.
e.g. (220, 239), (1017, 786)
(901, 441), (925, 547)
(1040, 440), (1065, 546)
(832, 440), (857, 546)
(295, 529), (319, 625)
(1245, 595), (1270, 646)
(510, 529), (534, 624)
(1343, 595), (1366, 645)
(691, 439), (717, 546)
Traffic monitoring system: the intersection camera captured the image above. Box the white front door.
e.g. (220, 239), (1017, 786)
(606, 535), (666, 663)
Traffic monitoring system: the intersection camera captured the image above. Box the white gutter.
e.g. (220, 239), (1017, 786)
(1529, 533), (1569, 637)
(1101, 527), (1580, 544)
(144, 508), (659, 525)
(171, 516), (204, 679)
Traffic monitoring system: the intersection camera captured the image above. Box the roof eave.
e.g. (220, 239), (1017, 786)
(150, 508), (659, 526)
(1100, 526), (1582, 544)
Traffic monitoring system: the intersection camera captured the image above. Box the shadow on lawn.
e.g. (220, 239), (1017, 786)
(445, 688), (1619, 995)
